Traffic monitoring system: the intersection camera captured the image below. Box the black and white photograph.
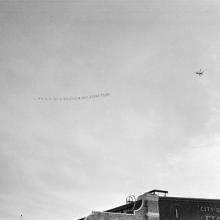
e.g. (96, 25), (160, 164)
(1, 1), (220, 220)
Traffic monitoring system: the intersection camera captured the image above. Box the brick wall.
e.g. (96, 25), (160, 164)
(84, 193), (160, 220)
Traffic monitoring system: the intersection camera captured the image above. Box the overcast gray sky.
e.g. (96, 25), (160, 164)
(1, 0), (220, 220)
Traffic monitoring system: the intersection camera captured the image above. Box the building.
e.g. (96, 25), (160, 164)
(78, 190), (220, 220)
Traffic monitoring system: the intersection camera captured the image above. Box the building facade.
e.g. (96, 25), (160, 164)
(78, 190), (220, 220)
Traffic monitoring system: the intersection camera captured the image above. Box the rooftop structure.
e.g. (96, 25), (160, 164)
(77, 190), (220, 220)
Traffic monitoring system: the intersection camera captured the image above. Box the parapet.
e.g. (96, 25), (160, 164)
(78, 189), (220, 220)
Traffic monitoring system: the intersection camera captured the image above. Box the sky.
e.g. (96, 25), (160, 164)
(1, 0), (220, 220)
